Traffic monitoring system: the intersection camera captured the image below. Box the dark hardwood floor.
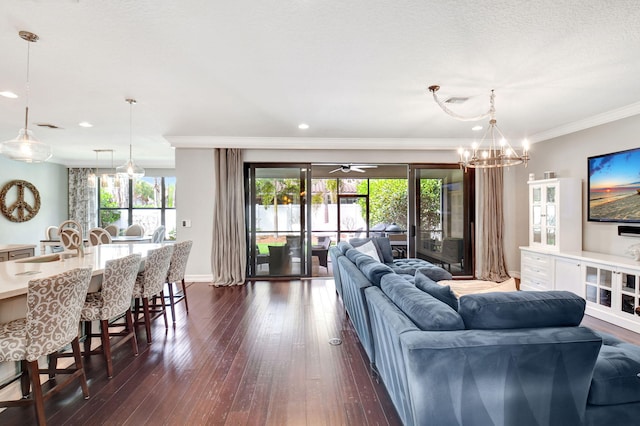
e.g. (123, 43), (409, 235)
(1, 278), (639, 425)
(0, 279), (401, 425)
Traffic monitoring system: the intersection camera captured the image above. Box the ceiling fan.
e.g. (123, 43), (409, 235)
(328, 164), (378, 174)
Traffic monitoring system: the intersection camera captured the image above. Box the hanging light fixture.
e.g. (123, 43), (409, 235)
(88, 150), (98, 188)
(102, 149), (114, 188)
(116, 98), (145, 179)
(0, 31), (52, 163)
(428, 85), (529, 170)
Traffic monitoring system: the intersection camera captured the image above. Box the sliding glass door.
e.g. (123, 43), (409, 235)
(246, 164), (311, 278)
(410, 165), (474, 276)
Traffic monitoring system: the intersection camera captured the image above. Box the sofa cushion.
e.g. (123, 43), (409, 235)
(354, 240), (381, 262)
(381, 274), (465, 331)
(345, 248), (367, 264)
(458, 291), (585, 330)
(417, 265), (453, 281)
(350, 237), (394, 264)
(414, 271), (458, 311)
(397, 273), (416, 284)
(337, 241), (353, 255)
(355, 255), (393, 287)
(389, 259), (452, 281)
(588, 332), (640, 405)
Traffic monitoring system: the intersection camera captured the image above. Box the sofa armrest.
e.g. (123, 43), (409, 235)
(400, 327), (602, 426)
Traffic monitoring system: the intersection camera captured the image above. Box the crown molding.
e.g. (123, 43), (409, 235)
(529, 101), (640, 144)
(165, 136), (473, 151)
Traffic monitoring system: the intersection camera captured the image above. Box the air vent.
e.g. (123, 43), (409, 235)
(36, 123), (62, 129)
(445, 97), (469, 104)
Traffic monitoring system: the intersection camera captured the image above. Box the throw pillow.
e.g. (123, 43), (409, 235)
(414, 270), (458, 311)
(354, 240), (381, 262)
(417, 265), (453, 281)
(380, 274), (465, 331)
(349, 237), (394, 264)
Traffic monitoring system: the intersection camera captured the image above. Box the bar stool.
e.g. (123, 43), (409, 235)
(79, 253), (141, 378)
(164, 240), (193, 323)
(88, 227), (112, 246)
(58, 220), (83, 251)
(104, 224), (119, 236)
(125, 224), (145, 236)
(132, 245), (173, 343)
(0, 267), (93, 425)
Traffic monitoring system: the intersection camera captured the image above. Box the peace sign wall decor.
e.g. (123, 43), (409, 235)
(0, 180), (41, 222)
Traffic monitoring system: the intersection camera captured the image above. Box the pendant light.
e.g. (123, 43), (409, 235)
(116, 98), (145, 179)
(0, 31), (52, 163)
(87, 150), (98, 188)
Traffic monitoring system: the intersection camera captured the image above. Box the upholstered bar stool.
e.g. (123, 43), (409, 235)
(164, 240), (193, 323)
(79, 253), (141, 378)
(132, 245), (173, 343)
(58, 220), (83, 251)
(125, 224), (145, 236)
(0, 267), (93, 426)
(104, 224), (119, 237)
(88, 227), (112, 246)
(151, 226), (166, 243)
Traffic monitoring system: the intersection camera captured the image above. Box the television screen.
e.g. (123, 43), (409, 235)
(588, 147), (640, 222)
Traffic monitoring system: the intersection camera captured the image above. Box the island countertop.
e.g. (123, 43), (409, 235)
(0, 243), (168, 301)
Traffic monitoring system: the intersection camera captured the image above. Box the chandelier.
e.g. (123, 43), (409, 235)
(89, 149), (121, 188)
(0, 31), (52, 163)
(428, 85), (529, 170)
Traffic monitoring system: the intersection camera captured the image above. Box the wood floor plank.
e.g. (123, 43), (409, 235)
(4, 277), (637, 425)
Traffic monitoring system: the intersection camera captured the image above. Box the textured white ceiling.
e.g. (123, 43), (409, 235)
(1, 0), (640, 167)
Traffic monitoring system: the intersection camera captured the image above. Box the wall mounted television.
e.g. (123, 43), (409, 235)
(588, 147), (640, 223)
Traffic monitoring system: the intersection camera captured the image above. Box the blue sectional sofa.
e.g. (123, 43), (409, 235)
(329, 238), (640, 426)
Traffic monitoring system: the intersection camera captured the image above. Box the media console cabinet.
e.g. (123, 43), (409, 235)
(521, 246), (640, 333)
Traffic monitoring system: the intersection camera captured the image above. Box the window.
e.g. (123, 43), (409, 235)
(98, 176), (176, 239)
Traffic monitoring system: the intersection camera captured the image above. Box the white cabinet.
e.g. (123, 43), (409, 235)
(0, 245), (35, 262)
(528, 178), (581, 252)
(581, 260), (640, 332)
(520, 250), (553, 291)
(553, 256), (582, 296)
(521, 246), (640, 333)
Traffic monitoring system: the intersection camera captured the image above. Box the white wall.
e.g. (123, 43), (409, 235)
(508, 114), (640, 271)
(0, 156), (68, 249)
(175, 149), (215, 281)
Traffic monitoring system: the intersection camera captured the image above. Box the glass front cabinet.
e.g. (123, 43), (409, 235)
(581, 261), (640, 332)
(527, 178), (581, 252)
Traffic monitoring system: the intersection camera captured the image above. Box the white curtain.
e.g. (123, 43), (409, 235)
(68, 168), (97, 235)
(211, 148), (246, 286)
(477, 167), (510, 282)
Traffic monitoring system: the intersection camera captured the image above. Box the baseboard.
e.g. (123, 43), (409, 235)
(184, 274), (213, 283)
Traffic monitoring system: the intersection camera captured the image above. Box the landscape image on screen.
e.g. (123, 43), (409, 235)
(588, 147), (640, 222)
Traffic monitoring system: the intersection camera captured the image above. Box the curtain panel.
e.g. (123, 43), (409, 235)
(477, 167), (510, 282)
(68, 168), (97, 235)
(211, 148), (246, 286)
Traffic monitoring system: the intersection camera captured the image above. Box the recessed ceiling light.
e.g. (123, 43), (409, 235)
(298, 123), (309, 130)
(78, 122), (93, 128)
(0, 91), (18, 99)
(472, 125), (483, 131)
